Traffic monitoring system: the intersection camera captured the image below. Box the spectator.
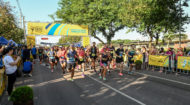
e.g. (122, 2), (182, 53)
(22, 46), (30, 63)
(175, 48), (184, 74)
(166, 48), (174, 73)
(0, 45), (4, 69)
(3, 47), (21, 95)
(142, 46), (147, 69)
(23, 58), (33, 77)
(187, 50), (190, 56)
(150, 46), (157, 55)
(31, 45), (37, 64)
(159, 47), (165, 55)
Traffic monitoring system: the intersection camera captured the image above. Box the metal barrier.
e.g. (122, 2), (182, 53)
(147, 55), (190, 75)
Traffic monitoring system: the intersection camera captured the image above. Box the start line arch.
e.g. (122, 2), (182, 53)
(26, 22), (91, 47)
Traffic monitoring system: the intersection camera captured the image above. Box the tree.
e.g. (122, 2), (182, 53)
(58, 36), (81, 44)
(119, 0), (190, 47)
(56, 0), (125, 44)
(0, 1), (24, 43)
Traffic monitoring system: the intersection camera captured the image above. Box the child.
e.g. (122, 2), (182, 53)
(23, 58), (33, 77)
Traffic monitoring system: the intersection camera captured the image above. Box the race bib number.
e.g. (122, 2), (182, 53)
(80, 58), (84, 61)
(92, 53), (95, 56)
(69, 57), (75, 62)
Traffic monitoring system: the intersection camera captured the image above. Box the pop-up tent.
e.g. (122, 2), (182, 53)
(0, 36), (8, 45)
(8, 39), (17, 46)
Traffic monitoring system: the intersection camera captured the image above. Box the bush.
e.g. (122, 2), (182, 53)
(135, 60), (142, 65)
(10, 86), (33, 103)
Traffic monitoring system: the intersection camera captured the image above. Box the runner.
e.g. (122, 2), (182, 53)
(89, 42), (99, 72)
(77, 46), (86, 77)
(67, 45), (78, 81)
(57, 46), (67, 74)
(127, 44), (136, 74)
(47, 47), (57, 72)
(108, 44), (116, 71)
(44, 47), (49, 66)
(38, 46), (44, 64)
(115, 44), (125, 76)
(99, 47), (109, 80)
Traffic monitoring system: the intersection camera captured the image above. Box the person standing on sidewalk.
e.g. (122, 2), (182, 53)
(3, 47), (21, 95)
(31, 45), (37, 64)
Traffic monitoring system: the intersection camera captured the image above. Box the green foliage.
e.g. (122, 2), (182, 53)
(0, 1), (24, 43)
(56, 0), (125, 44)
(111, 39), (135, 44)
(135, 60), (142, 65)
(10, 86), (33, 103)
(58, 36), (81, 44)
(120, 0), (190, 47)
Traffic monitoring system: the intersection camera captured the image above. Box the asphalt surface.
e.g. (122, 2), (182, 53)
(1, 61), (190, 105)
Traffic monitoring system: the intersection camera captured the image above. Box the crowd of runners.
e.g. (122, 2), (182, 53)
(28, 42), (138, 81)
(27, 42), (190, 81)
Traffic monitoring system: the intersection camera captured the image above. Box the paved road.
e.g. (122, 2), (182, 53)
(1, 61), (190, 105)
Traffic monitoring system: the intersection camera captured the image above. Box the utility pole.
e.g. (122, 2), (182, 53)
(179, 0), (182, 47)
(16, 0), (26, 42)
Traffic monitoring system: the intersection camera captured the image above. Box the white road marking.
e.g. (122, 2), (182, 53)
(134, 72), (190, 86)
(87, 75), (146, 105)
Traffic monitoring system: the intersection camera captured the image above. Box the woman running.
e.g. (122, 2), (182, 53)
(57, 46), (67, 74)
(47, 47), (57, 72)
(99, 48), (109, 81)
(78, 46), (86, 77)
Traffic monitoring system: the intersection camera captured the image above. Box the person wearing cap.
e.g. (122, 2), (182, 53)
(67, 45), (78, 81)
(3, 47), (21, 95)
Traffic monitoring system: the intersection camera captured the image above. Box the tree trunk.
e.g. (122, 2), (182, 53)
(149, 36), (153, 48)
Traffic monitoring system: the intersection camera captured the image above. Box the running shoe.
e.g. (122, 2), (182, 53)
(108, 70), (111, 74)
(119, 73), (123, 76)
(103, 77), (107, 81)
(128, 71), (133, 75)
(99, 74), (102, 79)
(70, 78), (74, 81)
(82, 73), (85, 77)
(28, 74), (32, 77)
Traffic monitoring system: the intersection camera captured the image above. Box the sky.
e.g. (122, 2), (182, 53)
(4, 0), (190, 43)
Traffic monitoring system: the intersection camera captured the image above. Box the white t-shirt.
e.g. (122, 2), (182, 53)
(3, 55), (17, 74)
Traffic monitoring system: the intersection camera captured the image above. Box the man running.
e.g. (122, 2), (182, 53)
(67, 45), (78, 81)
(57, 46), (67, 74)
(38, 46), (44, 64)
(128, 44), (136, 74)
(108, 44), (116, 71)
(89, 42), (99, 72)
(77, 46), (86, 77)
(47, 47), (57, 72)
(99, 47), (109, 80)
(116, 44), (125, 76)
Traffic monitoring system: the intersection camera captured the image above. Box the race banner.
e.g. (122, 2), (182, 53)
(82, 37), (90, 47)
(27, 36), (35, 48)
(177, 56), (190, 70)
(27, 22), (88, 36)
(149, 55), (169, 67)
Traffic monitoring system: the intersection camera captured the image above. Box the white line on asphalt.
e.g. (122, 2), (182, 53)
(87, 75), (146, 105)
(134, 72), (190, 86)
